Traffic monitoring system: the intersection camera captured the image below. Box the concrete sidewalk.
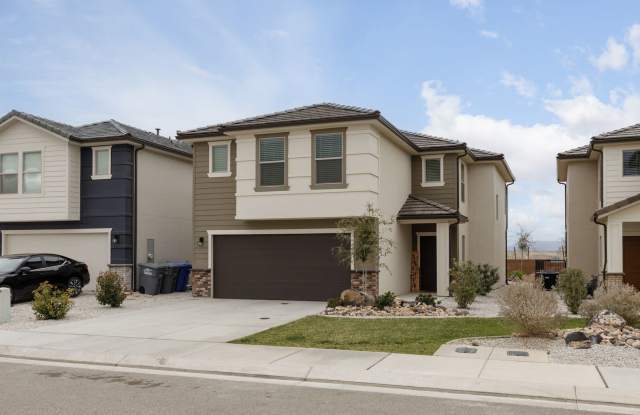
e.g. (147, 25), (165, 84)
(0, 328), (639, 408)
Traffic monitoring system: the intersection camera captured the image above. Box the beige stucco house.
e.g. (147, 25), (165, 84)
(178, 103), (514, 300)
(558, 122), (640, 289)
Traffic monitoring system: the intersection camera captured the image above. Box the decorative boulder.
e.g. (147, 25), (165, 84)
(362, 292), (376, 306)
(589, 310), (626, 328)
(340, 289), (364, 306)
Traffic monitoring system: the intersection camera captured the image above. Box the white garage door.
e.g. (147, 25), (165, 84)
(2, 230), (110, 291)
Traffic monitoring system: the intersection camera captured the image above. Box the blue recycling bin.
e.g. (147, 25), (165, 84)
(167, 262), (192, 292)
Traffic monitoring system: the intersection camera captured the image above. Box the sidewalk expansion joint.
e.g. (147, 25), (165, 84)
(595, 365), (609, 388)
(268, 348), (304, 364)
(476, 347), (494, 378)
(366, 353), (391, 371)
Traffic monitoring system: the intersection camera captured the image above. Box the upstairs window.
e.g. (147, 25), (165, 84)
(208, 141), (231, 177)
(0, 153), (18, 194)
(92, 146), (112, 180)
(23, 151), (42, 194)
(312, 129), (346, 187)
(421, 155), (444, 187)
(257, 134), (287, 189)
(623, 150), (640, 176)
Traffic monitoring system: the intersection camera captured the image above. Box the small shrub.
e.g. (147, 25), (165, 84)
(449, 261), (480, 308)
(32, 282), (73, 320)
(508, 270), (524, 282)
(497, 281), (562, 335)
(326, 297), (341, 308)
(556, 268), (587, 314)
(579, 284), (640, 325)
(375, 291), (396, 309)
(415, 293), (440, 306)
(96, 271), (127, 308)
(477, 263), (500, 295)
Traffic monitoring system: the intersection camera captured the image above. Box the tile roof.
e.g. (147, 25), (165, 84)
(0, 110), (191, 156)
(593, 122), (640, 141)
(557, 145), (590, 159)
(397, 194), (468, 222)
(594, 192), (640, 218)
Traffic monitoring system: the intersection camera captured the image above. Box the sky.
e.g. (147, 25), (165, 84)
(2, 0), (640, 247)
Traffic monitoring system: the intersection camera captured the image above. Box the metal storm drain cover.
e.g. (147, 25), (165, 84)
(507, 350), (529, 357)
(455, 346), (478, 354)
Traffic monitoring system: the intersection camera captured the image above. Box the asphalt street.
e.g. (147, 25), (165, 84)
(0, 360), (623, 415)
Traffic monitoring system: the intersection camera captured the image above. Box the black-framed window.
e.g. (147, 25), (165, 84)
(623, 150), (640, 176)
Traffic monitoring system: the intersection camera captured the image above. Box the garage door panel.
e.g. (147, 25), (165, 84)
(213, 234), (350, 301)
(4, 232), (110, 291)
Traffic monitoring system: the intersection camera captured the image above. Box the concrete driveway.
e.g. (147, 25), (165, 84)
(26, 297), (324, 342)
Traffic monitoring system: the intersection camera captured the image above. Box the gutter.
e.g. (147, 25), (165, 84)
(132, 144), (145, 291)
(590, 145), (607, 281)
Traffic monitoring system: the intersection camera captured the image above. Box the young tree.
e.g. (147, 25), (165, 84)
(516, 226), (533, 260)
(334, 204), (394, 294)
(558, 237), (567, 262)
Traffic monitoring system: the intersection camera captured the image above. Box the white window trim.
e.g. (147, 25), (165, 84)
(421, 154), (445, 187)
(0, 152), (19, 195)
(208, 141), (232, 178)
(91, 146), (112, 180)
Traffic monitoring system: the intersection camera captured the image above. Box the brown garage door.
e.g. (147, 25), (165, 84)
(213, 233), (350, 301)
(623, 236), (640, 289)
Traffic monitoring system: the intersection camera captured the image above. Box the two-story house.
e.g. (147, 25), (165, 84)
(0, 110), (193, 291)
(558, 123), (640, 289)
(177, 103), (513, 301)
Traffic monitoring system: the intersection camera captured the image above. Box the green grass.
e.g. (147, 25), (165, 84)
(232, 316), (586, 355)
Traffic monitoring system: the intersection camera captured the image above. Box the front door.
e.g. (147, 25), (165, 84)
(623, 236), (640, 289)
(419, 235), (437, 292)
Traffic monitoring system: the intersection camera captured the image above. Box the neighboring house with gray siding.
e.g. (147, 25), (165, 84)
(0, 110), (193, 291)
(178, 103), (514, 300)
(558, 122), (640, 290)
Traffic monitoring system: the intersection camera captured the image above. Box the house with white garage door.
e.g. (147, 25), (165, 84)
(0, 110), (193, 291)
(177, 103), (513, 301)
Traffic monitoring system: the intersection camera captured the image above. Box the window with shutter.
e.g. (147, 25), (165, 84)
(421, 155), (444, 186)
(257, 135), (287, 188)
(623, 150), (640, 176)
(312, 129), (345, 188)
(208, 141), (231, 177)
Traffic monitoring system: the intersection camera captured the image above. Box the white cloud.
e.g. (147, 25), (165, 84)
(627, 23), (640, 64)
(590, 37), (628, 71)
(420, 80), (640, 241)
(479, 30), (498, 39)
(449, 0), (482, 10)
(568, 75), (593, 96)
(500, 71), (536, 98)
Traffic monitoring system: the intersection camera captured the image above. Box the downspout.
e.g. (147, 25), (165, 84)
(591, 146), (607, 281)
(132, 144), (145, 291)
(505, 180), (514, 284)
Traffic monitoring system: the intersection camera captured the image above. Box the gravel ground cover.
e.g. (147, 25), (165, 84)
(453, 335), (640, 368)
(0, 291), (197, 331)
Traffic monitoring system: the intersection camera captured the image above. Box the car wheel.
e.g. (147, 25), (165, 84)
(0, 285), (14, 305)
(67, 277), (83, 297)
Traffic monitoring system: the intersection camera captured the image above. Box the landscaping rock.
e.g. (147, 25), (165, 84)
(340, 289), (365, 306)
(589, 310), (626, 328)
(323, 302), (459, 318)
(568, 340), (592, 349)
(564, 331), (588, 345)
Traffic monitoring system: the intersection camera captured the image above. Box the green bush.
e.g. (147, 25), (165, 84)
(449, 261), (480, 308)
(477, 263), (500, 295)
(579, 284), (640, 325)
(415, 293), (440, 306)
(32, 282), (73, 320)
(375, 291), (396, 309)
(96, 271), (127, 308)
(509, 270), (524, 281)
(557, 268), (587, 314)
(326, 297), (341, 308)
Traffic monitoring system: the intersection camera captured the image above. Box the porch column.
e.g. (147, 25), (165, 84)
(436, 222), (450, 296)
(607, 220), (624, 274)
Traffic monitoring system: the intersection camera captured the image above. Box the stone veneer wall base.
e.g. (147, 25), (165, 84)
(191, 269), (212, 297)
(351, 270), (379, 297)
(107, 264), (133, 291)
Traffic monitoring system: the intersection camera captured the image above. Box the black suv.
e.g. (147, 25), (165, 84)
(0, 254), (90, 303)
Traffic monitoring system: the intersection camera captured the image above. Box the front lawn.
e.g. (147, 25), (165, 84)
(232, 316), (586, 355)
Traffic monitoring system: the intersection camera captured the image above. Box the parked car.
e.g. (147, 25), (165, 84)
(0, 254), (90, 303)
